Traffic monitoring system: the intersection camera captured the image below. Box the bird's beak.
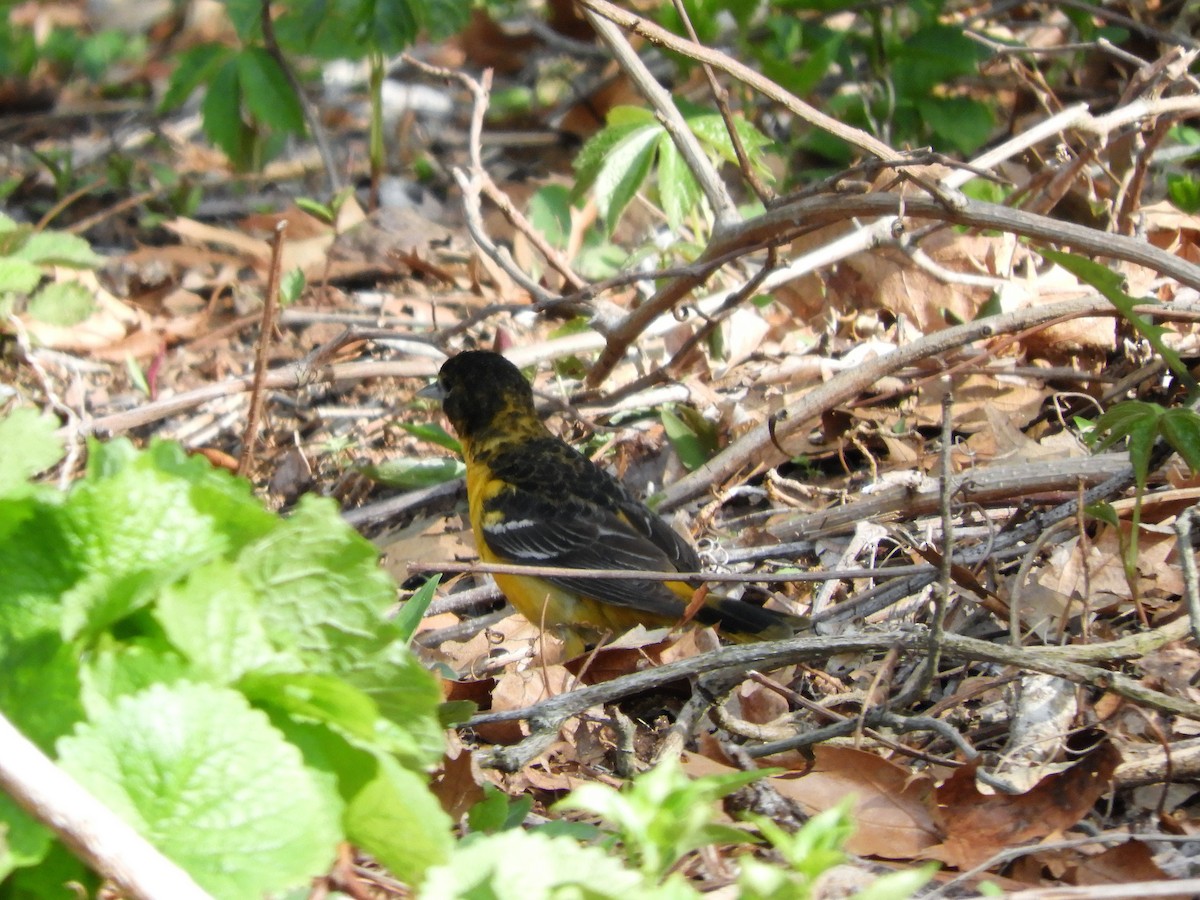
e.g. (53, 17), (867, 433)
(416, 381), (445, 402)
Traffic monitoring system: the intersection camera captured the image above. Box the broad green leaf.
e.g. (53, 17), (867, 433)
(420, 829), (651, 900)
(1125, 415), (1159, 489)
(237, 495), (397, 659)
(0, 634), (83, 748)
(26, 281), (96, 326)
(594, 123), (660, 234)
(280, 266), (305, 304)
(1089, 401), (1162, 450)
(468, 784), (534, 834)
(58, 443), (273, 641)
(159, 42), (231, 111)
(0, 790), (52, 880)
(369, 0), (421, 53)
(0, 407), (64, 495)
(1086, 502), (1120, 529)
(11, 230), (102, 268)
(528, 184), (573, 250)
(893, 25), (988, 97)
(57, 682), (342, 900)
(344, 752), (453, 884)
(237, 47), (306, 134)
(233, 495), (444, 764)
(661, 406), (718, 471)
(657, 133), (701, 231)
(916, 96), (994, 155)
(573, 110), (654, 198)
(201, 59), (249, 165)
(0, 257), (42, 293)
(686, 113), (773, 172)
(156, 559), (288, 681)
(1168, 173), (1200, 214)
(79, 639), (191, 718)
(240, 671), (381, 743)
(1160, 408), (1200, 472)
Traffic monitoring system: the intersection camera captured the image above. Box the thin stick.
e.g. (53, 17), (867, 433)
(1174, 505), (1200, 648)
(237, 221), (287, 478)
(0, 711), (213, 900)
(925, 383), (954, 694)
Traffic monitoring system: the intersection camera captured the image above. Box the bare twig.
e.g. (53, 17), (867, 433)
(576, 0), (899, 163)
(237, 220), (287, 478)
(1174, 505), (1200, 648)
(925, 383), (954, 693)
(0, 711), (213, 900)
(580, 4), (741, 232)
(668, 0), (772, 204)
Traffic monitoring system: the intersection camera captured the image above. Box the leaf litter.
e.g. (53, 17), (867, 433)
(5, 0), (1200, 895)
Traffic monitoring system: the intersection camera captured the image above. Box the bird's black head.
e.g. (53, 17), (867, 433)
(428, 350), (537, 440)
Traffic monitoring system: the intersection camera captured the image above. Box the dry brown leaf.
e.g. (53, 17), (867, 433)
(1066, 839), (1173, 888)
(924, 737), (1121, 870)
(429, 735), (486, 822)
(764, 746), (940, 859)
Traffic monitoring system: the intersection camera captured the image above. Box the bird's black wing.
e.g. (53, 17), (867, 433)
(478, 438), (696, 617)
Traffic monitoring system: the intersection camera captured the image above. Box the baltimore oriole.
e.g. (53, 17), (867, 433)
(419, 350), (801, 657)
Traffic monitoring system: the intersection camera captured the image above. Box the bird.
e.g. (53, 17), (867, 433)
(418, 349), (801, 657)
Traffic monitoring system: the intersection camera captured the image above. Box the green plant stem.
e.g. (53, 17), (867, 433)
(368, 51), (385, 211)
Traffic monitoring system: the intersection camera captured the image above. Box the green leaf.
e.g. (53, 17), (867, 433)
(393, 575), (439, 644)
(237, 47), (306, 135)
(852, 862), (939, 900)
(159, 43), (231, 111)
(78, 639), (191, 718)
(1089, 401), (1163, 451)
(893, 25), (988, 97)
(360, 456), (465, 489)
(1160, 408), (1200, 472)
(240, 671), (382, 743)
(280, 266), (305, 304)
(528, 184), (574, 250)
(420, 829), (653, 900)
(25, 280), (96, 325)
(201, 59), (252, 167)
(0, 407), (64, 495)
(344, 752), (453, 884)
(0, 790), (53, 880)
(234, 495), (444, 765)
(573, 108), (655, 200)
(916, 96), (994, 155)
(57, 441), (276, 641)
(0, 257), (43, 293)
(400, 420), (462, 453)
(657, 133), (701, 231)
(557, 758), (767, 881)
(468, 784), (534, 834)
(12, 230), (102, 268)
(661, 406), (719, 471)
(1086, 502), (1120, 529)
(156, 559), (288, 681)
(1043, 249), (1196, 391)
(58, 682), (342, 899)
(686, 112), (773, 173)
(1168, 173), (1200, 214)
(295, 196), (335, 223)
(594, 123), (660, 233)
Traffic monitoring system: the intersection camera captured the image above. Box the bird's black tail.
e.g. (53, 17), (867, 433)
(696, 596), (807, 642)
